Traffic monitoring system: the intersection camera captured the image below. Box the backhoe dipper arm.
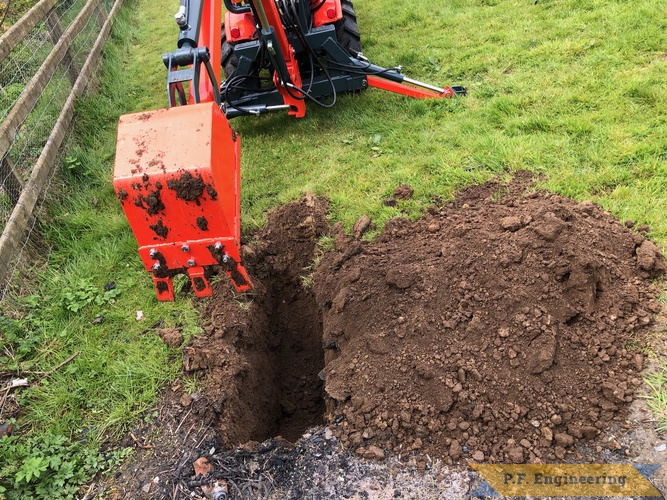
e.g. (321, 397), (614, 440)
(163, 0), (221, 106)
(114, 0), (252, 301)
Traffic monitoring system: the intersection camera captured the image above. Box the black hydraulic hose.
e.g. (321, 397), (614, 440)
(282, 0), (337, 107)
(325, 58), (403, 77)
(311, 0), (326, 11)
(223, 74), (274, 114)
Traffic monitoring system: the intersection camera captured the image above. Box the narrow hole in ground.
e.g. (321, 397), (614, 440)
(264, 280), (326, 442)
(194, 198), (332, 447)
(220, 273), (327, 445)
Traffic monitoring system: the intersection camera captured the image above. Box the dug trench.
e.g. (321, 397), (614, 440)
(180, 173), (665, 467)
(182, 194), (330, 445)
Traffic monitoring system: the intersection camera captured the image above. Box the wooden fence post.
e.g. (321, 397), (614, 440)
(0, 0), (124, 292)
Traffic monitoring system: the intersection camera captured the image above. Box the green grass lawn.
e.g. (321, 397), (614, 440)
(1, 0), (667, 496)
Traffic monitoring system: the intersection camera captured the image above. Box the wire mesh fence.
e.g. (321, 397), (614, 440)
(0, 0), (122, 302)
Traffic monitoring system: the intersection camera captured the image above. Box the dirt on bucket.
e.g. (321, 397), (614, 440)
(181, 173), (663, 468)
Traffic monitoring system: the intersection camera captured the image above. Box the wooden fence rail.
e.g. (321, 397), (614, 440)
(0, 0), (124, 298)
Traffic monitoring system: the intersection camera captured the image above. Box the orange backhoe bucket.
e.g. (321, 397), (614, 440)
(113, 101), (252, 301)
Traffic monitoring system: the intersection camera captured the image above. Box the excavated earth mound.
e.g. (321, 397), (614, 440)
(185, 174), (664, 466)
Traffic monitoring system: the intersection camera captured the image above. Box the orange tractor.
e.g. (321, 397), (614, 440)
(113, 0), (464, 301)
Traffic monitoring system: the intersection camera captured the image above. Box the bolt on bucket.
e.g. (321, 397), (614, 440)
(113, 101), (252, 301)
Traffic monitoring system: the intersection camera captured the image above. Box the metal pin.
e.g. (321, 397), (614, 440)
(152, 262), (161, 270)
(181, 244), (190, 252)
(187, 258), (196, 267)
(214, 242), (223, 251)
(174, 5), (186, 26)
(149, 249), (157, 258)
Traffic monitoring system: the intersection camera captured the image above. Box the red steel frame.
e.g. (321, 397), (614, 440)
(366, 76), (457, 99)
(113, 0), (252, 301)
(114, 0), (461, 301)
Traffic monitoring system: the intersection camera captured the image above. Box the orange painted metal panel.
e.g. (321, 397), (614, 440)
(113, 102), (251, 300)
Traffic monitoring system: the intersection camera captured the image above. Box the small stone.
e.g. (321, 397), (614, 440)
(472, 451), (485, 461)
(554, 433), (574, 448)
(581, 426), (598, 440)
(458, 368), (466, 383)
(136, 310), (144, 321)
(526, 333), (556, 374)
(498, 327), (510, 338)
(179, 393), (192, 407)
(349, 432), (362, 447)
(364, 445), (386, 460)
(500, 216), (523, 232)
(142, 483), (151, 493)
(541, 427), (553, 442)
(655, 443), (666, 452)
(428, 222), (440, 233)
(415, 426), (429, 438)
(386, 266), (417, 289)
(352, 215), (372, 239)
(633, 353), (644, 371)
(554, 446), (566, 459)
(449, 439), (463, 459)
(507, 446), (524, 463)
(601, 381), (626, 404)
(520, 439), (532, 449)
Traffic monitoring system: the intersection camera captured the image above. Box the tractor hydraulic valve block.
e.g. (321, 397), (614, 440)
(113, 101), (252, 301)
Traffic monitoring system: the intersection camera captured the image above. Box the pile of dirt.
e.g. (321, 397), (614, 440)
(184, 174), (664, 465)
(315, 174), (664, 464)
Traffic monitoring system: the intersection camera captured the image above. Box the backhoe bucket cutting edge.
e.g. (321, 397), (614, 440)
(113, 102), (252, 301)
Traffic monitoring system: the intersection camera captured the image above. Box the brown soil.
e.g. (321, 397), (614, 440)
(316, 173), (663, 464)
(184, 174), (663, 466)
(167, 171), (206, 202)
(99, 174), (667, 499)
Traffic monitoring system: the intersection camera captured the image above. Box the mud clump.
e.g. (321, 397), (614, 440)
(142, 190), (165, 215)
(167, 171), (205, 201)
(149, 219), (169, 239)
(314, 174), (664, 463)
(188, 177), (663, 465)
(196, 216), (208, 231)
